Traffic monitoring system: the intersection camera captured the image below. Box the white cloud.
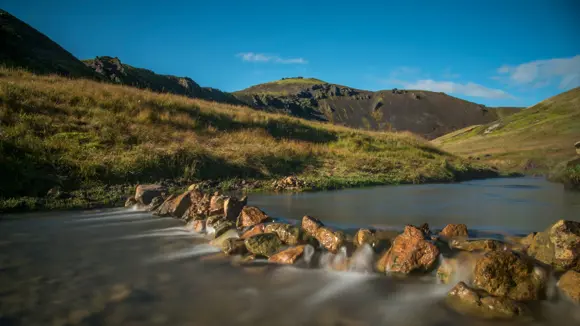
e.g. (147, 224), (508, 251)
(236, 52), (308, 64)
(395, 79), (513, 99)
(496, 55), (580, 89)
(442, 67), (460, 79)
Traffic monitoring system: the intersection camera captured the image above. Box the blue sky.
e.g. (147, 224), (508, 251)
(3, 0), (580, 106)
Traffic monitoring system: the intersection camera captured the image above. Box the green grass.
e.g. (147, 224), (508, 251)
(0, 67), (496, 213)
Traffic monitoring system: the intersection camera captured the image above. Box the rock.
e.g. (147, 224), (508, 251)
(315, 227), (345, 253)
(209, 194), (227, 216)
(558, 270), (580, 303)
(244, 233), (283, 257)
(264, 223), (302, 245)
(436, 251), (478, 284)
(124, 196), (137, 207)
(376, 225), (439, 274)
(520, 232), (536, 247)
(147, 196), (163, 211)
(268, 245), (306, 264)
(353, 229), (379, 248)
(214, 220), (235, 238)
(472, 251), (546, 301)
(135, 184), (167, 205)
(224, 196), (247, 221)
(446, 282), (530, 319)
(153, 195), (176, 217)
(240, 224), (266, 239)
(449, 239), (506, 252)
(206, 215), (225, 228)
(221, 238), (247, 256)
(528, 220), (580, 272)
(237, 206), (270, 228)
(192, 220), (205, 233)
(440, 224), (468, 238)
(301, 215), (323, 236)
(575, 141), (580, 155)
(171, 191), (193, 218)
(418, 223), (431, 237)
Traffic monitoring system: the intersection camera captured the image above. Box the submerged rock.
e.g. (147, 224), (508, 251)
(446, 282), (530, 319)
(558, 270), (580, 304)
(268, 245), (306, 264)
(376, 225), (439, 274)
(244, 233), (282, 257)
(440, 224), (468, 239)
(221, 238), (247, 256)
(472, 251), (546, 301)
(301, 215), (323, 236)
(237, 206), (270, 228)
(528, 220), (580, 272)
(449, 239), (506, 252)
(315, 227), (345, 253)
(240, 224), (266, 239)
(135, 184), (167, 205)
(124, 196), (137, 207)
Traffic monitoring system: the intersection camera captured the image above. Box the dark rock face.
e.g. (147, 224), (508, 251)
(472, 251), (546, 301)
(376, 225), (439, 274)
(224, 196), (247, 221)
(244, 233), (282, 257)
(135, 184), (167, 205)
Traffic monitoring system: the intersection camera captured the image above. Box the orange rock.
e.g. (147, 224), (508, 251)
(240, 224), (266, 239)
(193, 220), (205, 233)
(269, 245), (306, 264)
(315, 227), (345, 253)
(376, 225), (439, 274)
(302, 215), (323, 236)
(440, 224), (468, 238)
(237, 206), (269, 228)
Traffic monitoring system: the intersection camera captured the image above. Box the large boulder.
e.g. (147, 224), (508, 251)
(528, 220), (580, 272)
(237, 206), (270, 228)
(315, 227), (345, 253)
(301, 215), (323, 236)
(472, 251), (546, 301)
(224, 196), (247, 221)
(440, 224), (468, 239)
(135, 184), (167, 205)
(244, 233), (282, 257)
(264, 223), (302, 245)
(449, 239), (506, 252)
(376, 225), (439, 274)
(268, 245), (306, 264)
(558, 270), (580, 304)
(446, 282), (530, 319)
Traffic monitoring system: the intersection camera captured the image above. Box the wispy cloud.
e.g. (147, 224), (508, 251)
(496, 55), (580, 89)
(236, 52), (308, 64)
(442, 67), (460, 79)
(393, 79), (513, 99)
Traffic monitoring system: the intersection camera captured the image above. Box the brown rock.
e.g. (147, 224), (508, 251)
(135, 184), (167, 205)
(221, 238), (247, 256)
(558, 270), (580, 303)
(269, 245), (306, 264)
(302, 215), (323, 236)
(206, 215), (225, 228)
(315, 227), (345, 253)
(440, 224), (468, 238)
(473, 251), (546, 301)
(209, 194), (227, 216)
(446, 282), (530, 319)
(449, 239), (506, 252)
(241, 224), (266, 239)
(353, 229), (378, 248)
(237, 206), (270, 228)
(192, 220), (205, 233)
(265, 223), (302, 245)
(147, 196), (164, 212)
(244, 233), (282, 257)
(224, 196), (247, 221)
(124, 196), (137, 207)
(153, 195), (176, 217)
(170, 191), (193, 218)
(376, 225), (439, 274)
(528, 220), (580, 272)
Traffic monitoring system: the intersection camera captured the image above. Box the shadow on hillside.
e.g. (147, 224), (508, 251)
(145, 101), (338, 144)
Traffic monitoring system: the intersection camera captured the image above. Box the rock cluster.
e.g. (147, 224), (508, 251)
(127, 185), (580, 320)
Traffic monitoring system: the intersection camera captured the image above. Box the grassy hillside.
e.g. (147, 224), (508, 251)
(433, 87), (580, 175)
(0, 68), (497, 212)
(234, 78), (522, 139)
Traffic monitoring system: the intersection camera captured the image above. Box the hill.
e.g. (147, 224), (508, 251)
(0, 9), (101, 79)
(433, 87), (580, 178)
(0, 68), (497, 212)
(234, 77), (522, 139)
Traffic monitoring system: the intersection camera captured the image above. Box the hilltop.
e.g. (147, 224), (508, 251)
(234, 77), (521, 139)
(0, 67), (497, 212)
(433, 87), (580, 184)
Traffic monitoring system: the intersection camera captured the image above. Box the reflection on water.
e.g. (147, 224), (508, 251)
(0, 177), (579, 326)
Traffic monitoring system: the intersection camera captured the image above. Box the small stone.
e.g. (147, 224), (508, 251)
(269, 245), (306, 264)
(440, 224), (468, 238)
(558, 270), (580, 304)
(237, 206), (270, 228)
(244, 233), (283, 257)
(302, 215), (323, 236)
(315, 227), (345, 253)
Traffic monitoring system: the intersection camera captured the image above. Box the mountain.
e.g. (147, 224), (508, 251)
(0, 9), (101, 79)
(233, 77), (522, 139)
(83, 56), (241, 105)
(433, 87), (580, 175)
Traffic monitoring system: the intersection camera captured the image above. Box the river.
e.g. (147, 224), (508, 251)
(1, 177), (579, 325)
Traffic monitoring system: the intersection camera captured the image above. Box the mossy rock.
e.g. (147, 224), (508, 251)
(244, 233), (283, 257)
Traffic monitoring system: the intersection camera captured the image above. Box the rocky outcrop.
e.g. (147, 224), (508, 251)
(446, 282), (530, 319)
(315, 227), (345, 253)
(527, 220), (580, 272)
(449, 239), (506, 252)
(244, 233), (282, 257)
(376, 225), (439, 274)
(472, 251), (546, 301)
(135, 184), (167, 205)
(558, 270), (580, 304)
(268, 245), (306, 264)
(440, 224), (468, 238)
(302, 215), (323, 236)
(237, 206), (270, 228)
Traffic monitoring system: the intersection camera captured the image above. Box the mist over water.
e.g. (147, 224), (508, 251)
(1, 177), (579, 325)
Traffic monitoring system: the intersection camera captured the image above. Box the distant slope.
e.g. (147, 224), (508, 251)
(433, 87), (580, 173)
(0, 9), (101, 79)
(83, 56), (242, 104)
(234, 78), (521, 139)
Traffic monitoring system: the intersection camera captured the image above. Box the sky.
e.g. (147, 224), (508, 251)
(3, 0), (580, 107)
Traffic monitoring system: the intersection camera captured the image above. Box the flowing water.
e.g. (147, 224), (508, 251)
(1, 177), (579, 326)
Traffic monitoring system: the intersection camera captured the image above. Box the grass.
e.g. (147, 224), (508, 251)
(0, 67), (496, 213)
(433, 87), (580, 175)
